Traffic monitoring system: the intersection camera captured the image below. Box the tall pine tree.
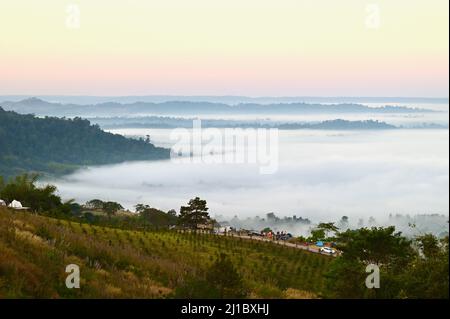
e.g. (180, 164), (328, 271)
(178, 197), (210, 229)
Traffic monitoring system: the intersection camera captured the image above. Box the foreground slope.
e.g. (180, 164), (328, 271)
(0, 208), (331, 298)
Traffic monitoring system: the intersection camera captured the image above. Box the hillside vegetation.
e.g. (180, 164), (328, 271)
(0, 107), (169, 178)
(0, 208), (330, 298)
(0, 175), (447, 299)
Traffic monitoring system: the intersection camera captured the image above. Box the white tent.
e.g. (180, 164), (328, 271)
(8, 200), (23, 209)
(0, 199), (6, 206)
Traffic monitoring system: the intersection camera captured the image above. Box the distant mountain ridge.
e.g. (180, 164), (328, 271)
(1, 95), (448, 105)
(0, 97), (438, 118)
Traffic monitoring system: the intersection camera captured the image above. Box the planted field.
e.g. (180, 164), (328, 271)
(0, 208), (332, 298)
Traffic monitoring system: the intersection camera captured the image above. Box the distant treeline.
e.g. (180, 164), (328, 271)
(92, 117), (398, 130)
(0, 107), (170, 178)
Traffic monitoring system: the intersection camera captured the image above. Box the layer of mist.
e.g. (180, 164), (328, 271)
(48, 129), (449, 237)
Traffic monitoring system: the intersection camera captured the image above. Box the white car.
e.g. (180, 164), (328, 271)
(320, 247), (336, 254)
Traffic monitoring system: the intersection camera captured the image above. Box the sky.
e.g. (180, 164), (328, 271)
(0, 0), (448, 97)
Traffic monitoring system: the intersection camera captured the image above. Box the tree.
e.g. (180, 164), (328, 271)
(136, 204), (178, 228)
(174, 254), (247, 299)
(135, 203), (148, 213)
(309, 222), (339, 241)
(82, 212), (97, 223)
(102, 201), (123, 217)
(0, 173), (70, 214)
(415, 234), (440, 258)
(400, 235), (448, 298)
(69, 202), (83, 216)
(336, 226), (412, 266)
(317, 222), (339, 233)
(309, 228), (325, 242)
(178, 197), (210, 229)
(205, 254), (248, 298)
(325, 226), (414, 298)
(167, 209), (177, 217)
(85, 199), (104, 209)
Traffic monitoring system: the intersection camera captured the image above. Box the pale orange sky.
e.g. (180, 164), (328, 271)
(0, 0), (448, 96)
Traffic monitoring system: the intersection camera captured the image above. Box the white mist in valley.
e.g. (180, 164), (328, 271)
(49, 128), (449, 235)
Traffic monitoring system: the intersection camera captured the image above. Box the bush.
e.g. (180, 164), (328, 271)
(174, 254), (248, 299)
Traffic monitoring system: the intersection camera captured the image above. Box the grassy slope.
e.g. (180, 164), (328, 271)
(0, 208), (331, 298)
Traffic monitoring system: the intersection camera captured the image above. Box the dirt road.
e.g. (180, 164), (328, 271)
(218, 233), (338, 257)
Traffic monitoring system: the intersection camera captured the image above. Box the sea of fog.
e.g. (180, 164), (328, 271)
(94, 103), (449, 128)
(49, 128), (449, 228)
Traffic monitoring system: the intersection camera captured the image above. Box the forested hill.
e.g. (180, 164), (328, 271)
(0, 107), (170, 178)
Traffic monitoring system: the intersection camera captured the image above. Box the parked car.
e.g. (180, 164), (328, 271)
(319, 247), (336, 254)
(279, 233), (293, 240)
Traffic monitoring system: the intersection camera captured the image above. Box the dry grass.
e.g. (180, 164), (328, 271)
(0, 207), (331, 298)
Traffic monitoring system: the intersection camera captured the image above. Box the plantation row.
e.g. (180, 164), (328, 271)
(0, 208), (331, 298)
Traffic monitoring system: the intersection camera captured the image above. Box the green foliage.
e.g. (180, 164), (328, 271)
(178, 197), (210, 229)
(335, 226), (412, 265)
(136, 204), (178, 228)
(0, 173), (70, 215)
(0, 208), (331, 298)
(415, 233), (441, 258)
(0, 107), (169, 178)
(85, 199), (105, 209)
(167, 209), (177, 217)
(317, 222), (339, 233)
(84, 199), (123, 217)
(309, 229), (325, 241)
(174, 254), (247, 299)
(205, 253), (248, 298)
(324, 226), (448, 299)
(399, 235), (449, 298)
(312, 222), (339, 241)
(102, 201), (124, 217)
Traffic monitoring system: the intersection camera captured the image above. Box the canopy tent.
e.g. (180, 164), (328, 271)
(8, 200), (24, 209)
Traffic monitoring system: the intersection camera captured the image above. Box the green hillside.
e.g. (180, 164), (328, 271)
(0, 176), (447, 299)
(0, 207), (331, 298)
(0, 107), (169, 178)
